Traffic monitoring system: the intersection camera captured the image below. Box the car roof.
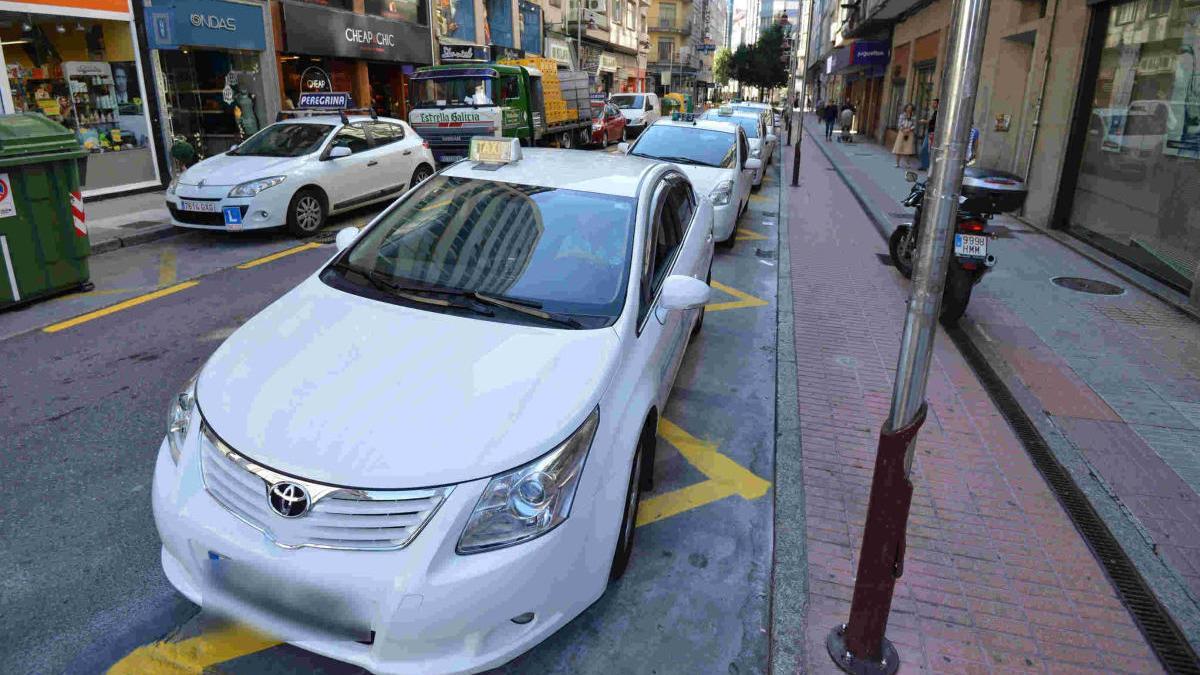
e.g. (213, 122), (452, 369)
(652, 118), (739, 134)
(702, 109), (762, 123)
(440, 148), (660, 198)
(274, 115), (405, 126)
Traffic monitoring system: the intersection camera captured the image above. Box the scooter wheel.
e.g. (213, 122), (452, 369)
(888, 226), (916, 279)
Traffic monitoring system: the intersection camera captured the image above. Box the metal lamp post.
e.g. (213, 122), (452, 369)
(825, 0), (993, 668)
(790, 0), (814, 186)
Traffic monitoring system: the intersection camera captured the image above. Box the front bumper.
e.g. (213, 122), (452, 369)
(167, 183), (290, 231)
(712, 200), (738, 242)
(152, 426), (612, 674)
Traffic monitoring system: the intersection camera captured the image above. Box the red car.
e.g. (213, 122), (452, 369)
(591, 103), (628, 148)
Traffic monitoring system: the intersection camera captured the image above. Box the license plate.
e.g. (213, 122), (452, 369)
(180, 199), (220, 213)
(441, 155), (463, 162)
(954, 233), (988, 258)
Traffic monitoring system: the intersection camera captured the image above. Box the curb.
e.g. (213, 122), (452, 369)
(769, 138), (808, 675)
(90, 225), (184, 256)
(808, 121), (1200, 663)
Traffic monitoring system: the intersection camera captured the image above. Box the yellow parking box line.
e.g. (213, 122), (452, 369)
(735, 228), (768, 241)
(42, 281), (200, 333)
(236, 242), (324, 270)
(108, 623), (280, 675)
(658, 418), (771, 499)
(705, 280), (768, 312)
(638, 480), (739, 527)
(158, 250), (177, 287)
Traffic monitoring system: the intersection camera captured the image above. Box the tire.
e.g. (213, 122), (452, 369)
(602, 133), (609, 149)
(609, 436), (646, 581)
(692, 267), (712, 335)
(410, 163), (433, 189)
(888, 225), (916, 279)
(940, 266), (973, 325)
(286, 188), (326, 237)
(716, 228), (736, 251)
(621, 127), (627, 143)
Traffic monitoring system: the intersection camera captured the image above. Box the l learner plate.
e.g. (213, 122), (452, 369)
(180, 199), (221, 213)
(954, 233), (988, 258)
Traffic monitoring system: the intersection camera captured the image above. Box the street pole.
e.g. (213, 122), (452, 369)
(576, 3), (583, 71)
(789, 0), (813, 186)
(825, 0), (992, 667)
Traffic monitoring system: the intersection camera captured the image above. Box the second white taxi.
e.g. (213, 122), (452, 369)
(152, 139), (715, 674)
(167, 113), (436, 237)
(620, 114), (759, 247)
(699, 107), (775, 186)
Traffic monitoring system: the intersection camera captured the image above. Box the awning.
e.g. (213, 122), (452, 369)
(411, 68), (499, 79)
(827, 40), (890, 75)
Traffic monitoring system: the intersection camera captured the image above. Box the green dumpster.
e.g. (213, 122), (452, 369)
(0, 114), (90, 310)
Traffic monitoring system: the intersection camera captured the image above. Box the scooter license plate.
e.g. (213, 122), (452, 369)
(954, 233), (988, 258)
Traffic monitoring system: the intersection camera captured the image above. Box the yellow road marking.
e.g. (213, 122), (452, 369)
(236, 242), (324, 270)
(637, 418), (771, 527)
(158, 250), (177, 287)
(735, 228), (768, 241)
(108, 623), (280, 675)
(42, 282), (200, 333)
(705, 280), (768, 312)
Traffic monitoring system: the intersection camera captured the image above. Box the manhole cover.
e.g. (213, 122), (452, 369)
(1051, 276), (1125, 295)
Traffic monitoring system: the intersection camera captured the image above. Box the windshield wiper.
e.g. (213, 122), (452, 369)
(331, 261), (495, 316)
(470, 293), (584, 329)
(643, 154), (717, 167)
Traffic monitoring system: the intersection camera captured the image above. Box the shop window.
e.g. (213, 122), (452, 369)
(158, 48), (265, 166)
(1067, 0), (1200, 292)
(1, 12), (157, 193)
(886, 78), (906, 129)
(912, 62), (935, 132)
(330, 124), (369, 153)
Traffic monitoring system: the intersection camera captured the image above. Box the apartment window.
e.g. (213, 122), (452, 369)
(628, 2), (637, 29)
(658, 39), (674, 60)
(613, 0), (622, 23)
(1146, 0), (1170, 16)
(660, 3), (676, 28)
(1113, 0), (1139, 23)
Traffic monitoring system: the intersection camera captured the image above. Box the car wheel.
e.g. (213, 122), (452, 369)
(286, 188), (326, 237)
(692, 267), (712, 335)
(609, 436), (646, 581)
(717, 227), (736, 250)
(621, 127), (627, 142)
(410, 163), (433, 189)
(560, 131), (574, 149)
(602, 133), (609, 149)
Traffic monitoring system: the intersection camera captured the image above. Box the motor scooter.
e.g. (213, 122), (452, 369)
(888, 167), (1027, 323)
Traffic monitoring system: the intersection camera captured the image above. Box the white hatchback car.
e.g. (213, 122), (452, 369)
(699, 108), (773, 187)
(621, 115), (759, 247)
(152, 140), (715, 674)
(167, 114), (436, 237)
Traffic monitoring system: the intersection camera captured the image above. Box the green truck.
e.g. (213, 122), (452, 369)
(408, 62), (595, 163)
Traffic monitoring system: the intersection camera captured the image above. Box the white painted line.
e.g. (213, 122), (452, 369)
(1, 235), (19, 302)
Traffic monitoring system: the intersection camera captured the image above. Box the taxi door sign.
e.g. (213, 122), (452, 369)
(223, 206), (244, 230)
(0, 174), (16, 218)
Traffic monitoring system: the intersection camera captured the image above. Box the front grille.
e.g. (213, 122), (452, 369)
(169, 204), (246, 226)
(199, 422), (453, 551)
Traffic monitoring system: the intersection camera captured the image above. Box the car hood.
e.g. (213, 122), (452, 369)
(620, 110), (646, 123)
(675, 164), (733, 196)
(196, 277), (621, 489)
(180, 154), (300, 187)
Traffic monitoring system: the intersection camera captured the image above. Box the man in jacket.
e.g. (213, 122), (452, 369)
(823, 101), (839, 140)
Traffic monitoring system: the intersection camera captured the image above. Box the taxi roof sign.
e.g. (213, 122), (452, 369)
(670, 112), (698, 123)
(717, 106), (734, 116)
(469, 137), (522, 167)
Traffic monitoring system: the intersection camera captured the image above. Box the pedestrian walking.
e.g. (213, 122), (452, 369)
(892, 103), (917, 167)
(919, 98), (939, 170)
(839, 103), (855, 143)
(823, 101), (838, 140)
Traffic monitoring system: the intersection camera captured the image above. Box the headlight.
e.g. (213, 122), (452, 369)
(228, 176), (285, 198)
(709, 179), (734, 206)
(167, 374), (199, 464)
(457, 408), (599, 554)
(167, 177), (179, 195)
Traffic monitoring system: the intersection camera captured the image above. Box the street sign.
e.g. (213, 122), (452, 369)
(298, 92), (351, 108)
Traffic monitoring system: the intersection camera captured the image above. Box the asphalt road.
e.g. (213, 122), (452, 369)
(0, 156), (784, 675)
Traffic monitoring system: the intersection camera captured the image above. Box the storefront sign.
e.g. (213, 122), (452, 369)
(282, 1), (432, 63)
(490, 45), (524, 62)
(598, 53), (617, 72)
(143, 0), (267, 51)
(439, 43), (489, 62)
(851, 40), (889, 66)
(299, 92), (352, 108)
(21, 0), (130, 14)
(546, 37), (571, 66)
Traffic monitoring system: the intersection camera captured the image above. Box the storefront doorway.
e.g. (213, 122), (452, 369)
(367, 62), (407, 118)
(0, 4), (160, 195)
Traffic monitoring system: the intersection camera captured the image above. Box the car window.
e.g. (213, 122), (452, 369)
(738, 129), (748, 167)
(499, 75), (520, 102)
(330, 124), (370, 154)
(700, 112), (759, 138)
(338, 176), (637, 327)
(610, 94), (644, 109)
(640, 177), (687, 325)
(230, 122), (333, 157)
(630, 124), (736, 168)
(366, 122), (404, 146)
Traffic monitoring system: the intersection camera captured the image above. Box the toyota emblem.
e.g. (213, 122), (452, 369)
(268, 482), (310, 518)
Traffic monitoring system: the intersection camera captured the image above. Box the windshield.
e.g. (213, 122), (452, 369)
(610, 94), (645, 109)
(336, 176), (637, 326)
(701, 113), (759, 138)
(412, 77), (496, 108)
(230, 123), (333, 157)
(632, 125), (736, 168)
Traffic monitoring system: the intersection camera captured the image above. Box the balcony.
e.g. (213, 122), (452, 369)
(652, 19), (691, 34)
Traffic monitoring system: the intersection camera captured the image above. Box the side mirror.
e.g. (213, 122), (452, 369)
(328, 145), (352, 159)
(766, 134), (778, 144)
(905, 170), (918, 183)
(744, 157), (763, 171)
(660, 275), (711, 311)
(227, 144), (238, 154)
(335, 226), (359, 251)
(617, 142), (630, 154)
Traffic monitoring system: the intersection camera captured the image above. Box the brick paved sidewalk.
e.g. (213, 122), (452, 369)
(782, 135), (1163, 673)
(801, 118), (1200, 648)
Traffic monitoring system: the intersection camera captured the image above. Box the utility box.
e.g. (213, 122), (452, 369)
(0, 114), (90, 310)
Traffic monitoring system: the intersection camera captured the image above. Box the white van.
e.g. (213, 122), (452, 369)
(609, 92), (661, 138)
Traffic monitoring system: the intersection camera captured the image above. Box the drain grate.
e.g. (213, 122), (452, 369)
(1092, 303), (1197, 330)
(946, 325), (1200, 674)
(1051, 276), (1125, 296)
(875, 253), (892, 266)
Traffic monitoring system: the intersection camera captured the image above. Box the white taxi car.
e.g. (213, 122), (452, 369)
(620, 114), (759, 248)
(152, 138), (715, 675)
(699, 108), (773, 187)
(167, 113), (436, 237)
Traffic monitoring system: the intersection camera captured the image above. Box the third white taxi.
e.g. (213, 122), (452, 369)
(620, 114), (759, 247)
(152, 138), (715, 674)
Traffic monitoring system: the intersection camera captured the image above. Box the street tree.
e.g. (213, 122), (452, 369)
(713, 47), (733, 90)
(751, 24), (789, 101)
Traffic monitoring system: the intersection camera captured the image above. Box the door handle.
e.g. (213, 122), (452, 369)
(367, 160), (379, 167)
(402, 150), (412, 156)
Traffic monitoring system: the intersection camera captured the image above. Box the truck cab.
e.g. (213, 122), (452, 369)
(408, 64), (540, 163)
